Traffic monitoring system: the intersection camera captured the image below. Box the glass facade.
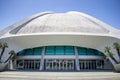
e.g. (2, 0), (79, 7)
(78, 47), (86, 55)
(45, 46), (75, 55)
(17, 46), (104, 56)
(78, 47), (104, 56)
(18, 47), (42, 55)
(79, 60), (104, 70)
(56, 46), (64, 55)
(46, 46), (55, 55)
(45, 59), (75, 70)
(87, 49), (95, 55)
(16, 59), (40, 70)
(16, 46), (106, 71)
(18, 50), (25, 56)
(34, 47), (42, 55)
(26, 49), (33, 55)
(65, 46), (74, 55)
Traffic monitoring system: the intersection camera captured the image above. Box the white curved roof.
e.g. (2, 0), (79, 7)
(0, 11), (120, 38)
(0, 11), (120, 64)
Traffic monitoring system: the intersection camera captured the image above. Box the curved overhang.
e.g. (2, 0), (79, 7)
(0, 33), (120, 66)
(1, 32), (120, 39)
(0, 32), (120, 52)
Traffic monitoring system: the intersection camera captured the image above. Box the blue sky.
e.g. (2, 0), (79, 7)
(0, 0), (120, 30)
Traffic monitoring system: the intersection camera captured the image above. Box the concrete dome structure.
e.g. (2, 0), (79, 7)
(1, 11), (120, 37)
(0, 11), (120, 71)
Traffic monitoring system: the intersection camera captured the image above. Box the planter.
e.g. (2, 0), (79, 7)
(0, 63), (7, 71)
(114, 64), (120, 72)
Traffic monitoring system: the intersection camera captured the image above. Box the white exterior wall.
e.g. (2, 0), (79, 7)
(0, 33), (120, 66)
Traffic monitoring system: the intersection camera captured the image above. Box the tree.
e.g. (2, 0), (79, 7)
(113, 42), (120, 58)
(0, 42), (16, 63)
(4, 50), (16, 63)
(0, 42), (8, 61)
(104, 46), (118, 64)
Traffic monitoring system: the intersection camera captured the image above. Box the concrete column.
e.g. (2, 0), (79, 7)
(52, 61), (53, 70)
(74, 47), (80, 71)
(9, 60), (14, 70)
(13, 59), (16, 69)
(59, 60), (60, 70)
(39, 47), (45, 70)
(66, 60), (67, 70)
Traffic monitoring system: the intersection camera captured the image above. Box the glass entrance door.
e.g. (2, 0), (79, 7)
(16, 59), (40, 70)
(79, 60), (104, 70)
(45, 59), (75, 70)
(67, 60), (74, 70)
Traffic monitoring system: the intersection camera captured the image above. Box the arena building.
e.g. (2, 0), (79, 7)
(0, 11), (120, 71)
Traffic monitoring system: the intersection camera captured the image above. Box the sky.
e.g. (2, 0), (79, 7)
(0, 0), (120, 30)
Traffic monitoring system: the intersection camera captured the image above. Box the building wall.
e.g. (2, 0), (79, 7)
(0, 33), (120, 65)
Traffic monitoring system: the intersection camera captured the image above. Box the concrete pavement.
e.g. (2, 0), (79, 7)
(0, 71), (120, 80)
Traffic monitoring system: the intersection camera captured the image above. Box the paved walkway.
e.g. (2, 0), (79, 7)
(0, 71), (120, 80)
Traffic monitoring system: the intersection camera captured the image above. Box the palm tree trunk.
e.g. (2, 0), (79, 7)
(117, 49), (120, 59)
(0, 47), (5, 60)
(4, 55), (12, 63)
(110, 56), (118, 64)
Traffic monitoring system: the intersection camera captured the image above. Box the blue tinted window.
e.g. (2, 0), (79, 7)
(18, 50), (25, 55)
(56, 46), (64, 55)
(34, 47), (42, 55)
(45, 46), (55, 55)
(78, 47), (86, 55)
(97, 50), (104, 56)
(17, 46), (104, 56)
(65, 46), (74, 55)
(87, 49), (95, 55)
(25, 49), (33, 55)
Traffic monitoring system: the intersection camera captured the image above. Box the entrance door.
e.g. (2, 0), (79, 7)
(67, 60), (74, 70)
(79, 60), (104, 70)
(45, 59), (75, 71)
(16, 59), (40, 70)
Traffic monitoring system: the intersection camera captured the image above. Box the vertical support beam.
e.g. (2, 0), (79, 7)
(59, 60), (60, 70)
(66, 60), (67, 70)
(28, 60), (30, 69)
(39, 47), (45, 70)
(52, 60), (53, 70)
(23, 60), (24, 69)
(13, 59), (16, 70)
(34, 60), (35, 69)
(75, 47), (80, 71)
(9, 60), (14, 70)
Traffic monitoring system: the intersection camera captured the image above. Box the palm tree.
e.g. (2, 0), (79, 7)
(113, 42), (120, 58)
(0, 42), (2, 48)
(0, 42), (8, 60)
(104, 46), (118, 64)
(4, 50), (16, 63)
